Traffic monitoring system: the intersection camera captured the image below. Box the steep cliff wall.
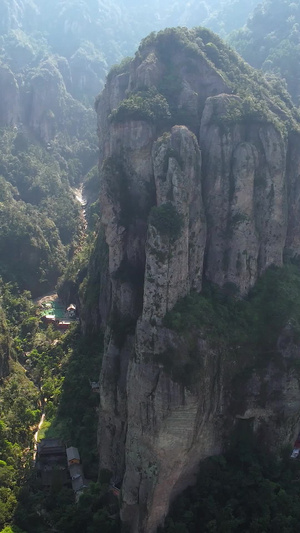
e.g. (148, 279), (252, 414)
(0, 64), (20, 126)
(95, 28), (300, 532)
(0, 49), (94, 143)
(0, 307), (10, 380)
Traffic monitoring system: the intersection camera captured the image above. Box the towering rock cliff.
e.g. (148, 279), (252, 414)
(0, 64), (20, 125)
(94, 28), (300, 532)
(0, 53), (94, 143)
(0, 307), (10, 380)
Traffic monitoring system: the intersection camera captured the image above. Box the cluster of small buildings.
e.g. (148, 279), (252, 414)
(290, 433), (300, 459)
(67, 446), (87, 500)
(41, 302), (77, 330)
(36, 438), (87, 499)
(36, 439), (69, 486)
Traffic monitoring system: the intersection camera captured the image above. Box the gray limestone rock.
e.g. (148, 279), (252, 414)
(200, 94), (287, 292)
(95, 29), (300, 533)
(0, 64), (20, 126)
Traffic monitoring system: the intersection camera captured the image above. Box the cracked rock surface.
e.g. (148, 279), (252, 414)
(95, 29), (300, 532)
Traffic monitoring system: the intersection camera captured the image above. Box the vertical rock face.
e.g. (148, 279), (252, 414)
(0, 51), (94, 144)
(0, 307), (10, 380)
(285, 131), (300, 258)
(143, 125), (206, 321)
(95, 29), (300, 532)
(200, 94), (287, 293)
(0, 65), (20, 126)
(23, 58), (94, 143)
(0, 0), (38, 34)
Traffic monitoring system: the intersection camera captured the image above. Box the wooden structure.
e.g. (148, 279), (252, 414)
(36, 438), (69, 487)
(43, 315), (56, 325)
(56, 320), (71, 330)
(89, 379), (100, 393)
(66, 446), (87, 498)
(66, 446), (80, 466)
(67, 304), (76, 318)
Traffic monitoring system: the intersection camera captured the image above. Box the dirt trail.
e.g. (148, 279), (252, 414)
(74, 185), (86, 206)
(73, 184), (87, 230)
(33, 413), (45, 463)
(31, 185), (87, 465)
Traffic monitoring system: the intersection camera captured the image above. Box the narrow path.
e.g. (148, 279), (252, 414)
(73, 184), (87, 230)
(33, 413), (45, 463)
(31, 185), (87, 464)
(34, 186), (86, 307)
(74, 185), (86, 207)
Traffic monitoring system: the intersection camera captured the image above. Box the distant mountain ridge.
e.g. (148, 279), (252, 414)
(230, 0), (300, 104)
(0, 0), (261, 102)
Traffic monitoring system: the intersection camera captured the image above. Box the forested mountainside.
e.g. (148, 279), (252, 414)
(2, 1), (300, 533)
(0, 130), (87, 295)
(230, 0), (300, 104)
(0, 4), (98, 294)
(0, 2), (101, 529)
(93, 27), (300, 532)
(0, 0), (262, 295)
(0, 0), (260, 89)
(0, 281), (106, 532)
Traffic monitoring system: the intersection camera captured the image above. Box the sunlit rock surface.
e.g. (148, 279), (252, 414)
(95, 29), (300, 532)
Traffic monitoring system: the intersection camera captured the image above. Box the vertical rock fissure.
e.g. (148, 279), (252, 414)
(96, 29), (300, 532)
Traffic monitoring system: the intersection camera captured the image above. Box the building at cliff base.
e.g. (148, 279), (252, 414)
(36, 438), (69, 487)
(66, 446), (87, 499)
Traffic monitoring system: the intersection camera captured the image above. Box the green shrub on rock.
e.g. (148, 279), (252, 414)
(149, 202), (183, 242)
(109, 87), (171, 124)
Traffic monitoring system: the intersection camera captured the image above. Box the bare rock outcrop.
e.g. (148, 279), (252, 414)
(24, 58), (93, 143)
(94, 28), (300, 532)
(0, 53), (95, 145)
(200, 94), (287, 293)
(143, 126), (206, 321)
(0, 307), (11, 380)
(0, 64), (20, 126)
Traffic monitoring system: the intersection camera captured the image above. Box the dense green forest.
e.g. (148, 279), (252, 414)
(230, 0), (300, 104)
(161, 433), (300, 533)
(0, 1), (261, 81)
(0, 7), (99, 294)
(0, 280), (105, 532)
(162, 264), (300, 387)
(0, 283), (47, 530)
(0, 129), (84, 295)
